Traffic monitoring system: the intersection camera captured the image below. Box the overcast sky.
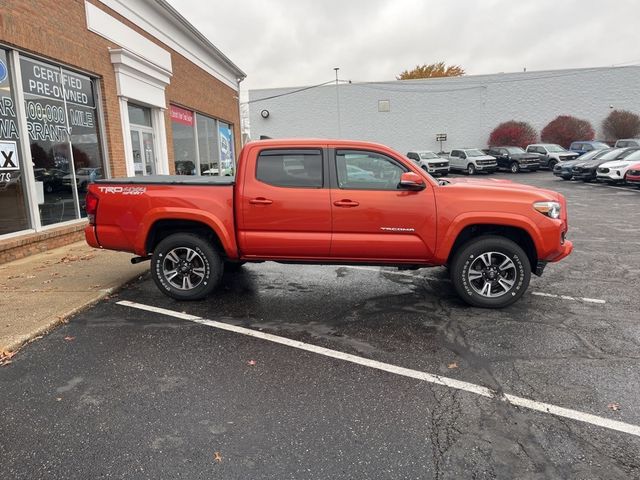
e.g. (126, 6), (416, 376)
(167, 0), (640, 95)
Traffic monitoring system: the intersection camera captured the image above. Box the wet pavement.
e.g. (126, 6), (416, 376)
(1, 172), (639, 479)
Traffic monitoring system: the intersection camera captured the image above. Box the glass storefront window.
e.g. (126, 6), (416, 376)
(196, 113), (218, 175)
(170, 105), (196, 175)
(170, 105), (235, 176)
(20, 55), (104, 225)
(0, 50), (30, 235)
(218, 121), (235, 176)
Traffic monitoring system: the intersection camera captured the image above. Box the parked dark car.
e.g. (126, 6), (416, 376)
(553, 149), (612, 180)
(572, 147), (640, 182)
(569, 141), (609, 156)
(34, 168), (67, 194)
(484, 146), (541, 173)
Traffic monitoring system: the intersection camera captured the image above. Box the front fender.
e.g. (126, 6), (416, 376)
(434, 212), (543, 263)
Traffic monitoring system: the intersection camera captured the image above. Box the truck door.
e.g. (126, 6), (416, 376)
(329, 149), (437, 261)
(238, 148), (332, 258)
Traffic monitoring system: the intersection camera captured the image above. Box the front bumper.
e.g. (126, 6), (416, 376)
(596, 171), (624, 182)
(520, 162), (541, 171)
(476, 164), (497, 171)
(426, 166), (449, 174)
(546, 239), (573, 263)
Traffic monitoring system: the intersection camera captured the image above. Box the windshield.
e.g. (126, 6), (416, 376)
(598, 149), (626, 161)
(546, 145), (566, 152)
(579, 150), (603, 161)
(505, 147), (526, 154)
(419, 152), (439, 159)
(466, 149), (486, 157)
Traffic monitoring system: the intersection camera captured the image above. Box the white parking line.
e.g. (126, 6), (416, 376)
(342, 266), (607, 304)
(117, 300), (640, 438)
(532, 292), (606, 304)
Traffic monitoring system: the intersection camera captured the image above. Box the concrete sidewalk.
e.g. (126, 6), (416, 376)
(0, 241), (148, 354)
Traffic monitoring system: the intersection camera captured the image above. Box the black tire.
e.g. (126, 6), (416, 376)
(510, 162), (520, 174)
(467, 163), (476, 175)
(450, 235), (531, 308)
(151, 233), (223, 300)
(547, 160), (558, 170)
(561, 176), (571, 181)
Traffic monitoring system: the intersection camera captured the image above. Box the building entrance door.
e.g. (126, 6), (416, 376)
(130, 127), (156, 176)
(127, 103), (157, 176)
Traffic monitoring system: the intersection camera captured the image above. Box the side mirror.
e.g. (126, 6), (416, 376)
(399, 171), (426, 190)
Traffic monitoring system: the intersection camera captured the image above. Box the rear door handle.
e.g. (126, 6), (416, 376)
(249, 197), (273, 205)
(333, 199), (359, 208)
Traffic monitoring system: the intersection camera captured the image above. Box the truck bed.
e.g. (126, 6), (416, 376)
(97, 175), (235, 186)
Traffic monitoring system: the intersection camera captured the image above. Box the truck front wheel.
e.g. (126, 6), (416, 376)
(450, 236), (531, 308)
(151, 233), (223, 300)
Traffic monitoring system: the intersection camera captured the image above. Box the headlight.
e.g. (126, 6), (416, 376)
(533, 201), (561, 219)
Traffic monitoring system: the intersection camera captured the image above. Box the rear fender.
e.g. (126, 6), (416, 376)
(135, 208), (238, 259)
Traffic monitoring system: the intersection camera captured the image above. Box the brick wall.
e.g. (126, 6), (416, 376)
(0, 223), (86, 264)
(0, 0), (241, 261)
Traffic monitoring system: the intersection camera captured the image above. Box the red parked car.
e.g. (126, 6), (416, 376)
(625, 162), (640, 187)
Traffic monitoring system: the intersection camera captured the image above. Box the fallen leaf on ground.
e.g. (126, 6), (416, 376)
(447, 362), (459, 369)
(608, 402), (621, 411)
(247, 360), (257, 366)
(56, 397), (62, 401)
(64, 336), (75, 342)
(0, 350), (14, 366)
(1, 350), (15, 360)
(42, 280), (52, 284)
(213, 452), (222, 463)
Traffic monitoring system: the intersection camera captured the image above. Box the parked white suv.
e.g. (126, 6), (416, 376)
(448, 149), (497, 175)
(406, 150), (450, 176)
(526, 144), (579, 169)
(596, 149), (640, 184)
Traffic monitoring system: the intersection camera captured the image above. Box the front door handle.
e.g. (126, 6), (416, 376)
(249, 197), (273, 205)
(333, 199), (360, 208)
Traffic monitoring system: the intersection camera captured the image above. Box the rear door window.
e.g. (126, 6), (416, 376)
(256, 149), (323, 188)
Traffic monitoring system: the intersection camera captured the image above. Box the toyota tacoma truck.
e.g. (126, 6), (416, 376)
(85, 139), (573, 308)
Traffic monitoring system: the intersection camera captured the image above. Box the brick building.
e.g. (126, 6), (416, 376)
(0, 0), (245, 262)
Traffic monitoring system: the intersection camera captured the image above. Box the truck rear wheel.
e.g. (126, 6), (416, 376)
(151, 233), (223, 300)
(450, 236), (531, 308)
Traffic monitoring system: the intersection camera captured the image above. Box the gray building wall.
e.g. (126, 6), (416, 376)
(248, 66), (640, 154)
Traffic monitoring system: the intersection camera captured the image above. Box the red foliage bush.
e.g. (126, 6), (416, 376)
(602, 110), (640, 140)
(540, 115), (594, 148)
(488, 121), (537, 149)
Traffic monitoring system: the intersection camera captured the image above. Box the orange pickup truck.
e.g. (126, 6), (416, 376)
(85, 139), (572, 308)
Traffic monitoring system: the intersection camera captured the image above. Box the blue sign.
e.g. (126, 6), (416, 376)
(0, 60), (7, 83)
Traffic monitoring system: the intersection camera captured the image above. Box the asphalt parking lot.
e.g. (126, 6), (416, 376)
(1, 171), (639, 479)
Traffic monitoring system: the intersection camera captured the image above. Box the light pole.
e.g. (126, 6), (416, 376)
(334, 67), (342, 137)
